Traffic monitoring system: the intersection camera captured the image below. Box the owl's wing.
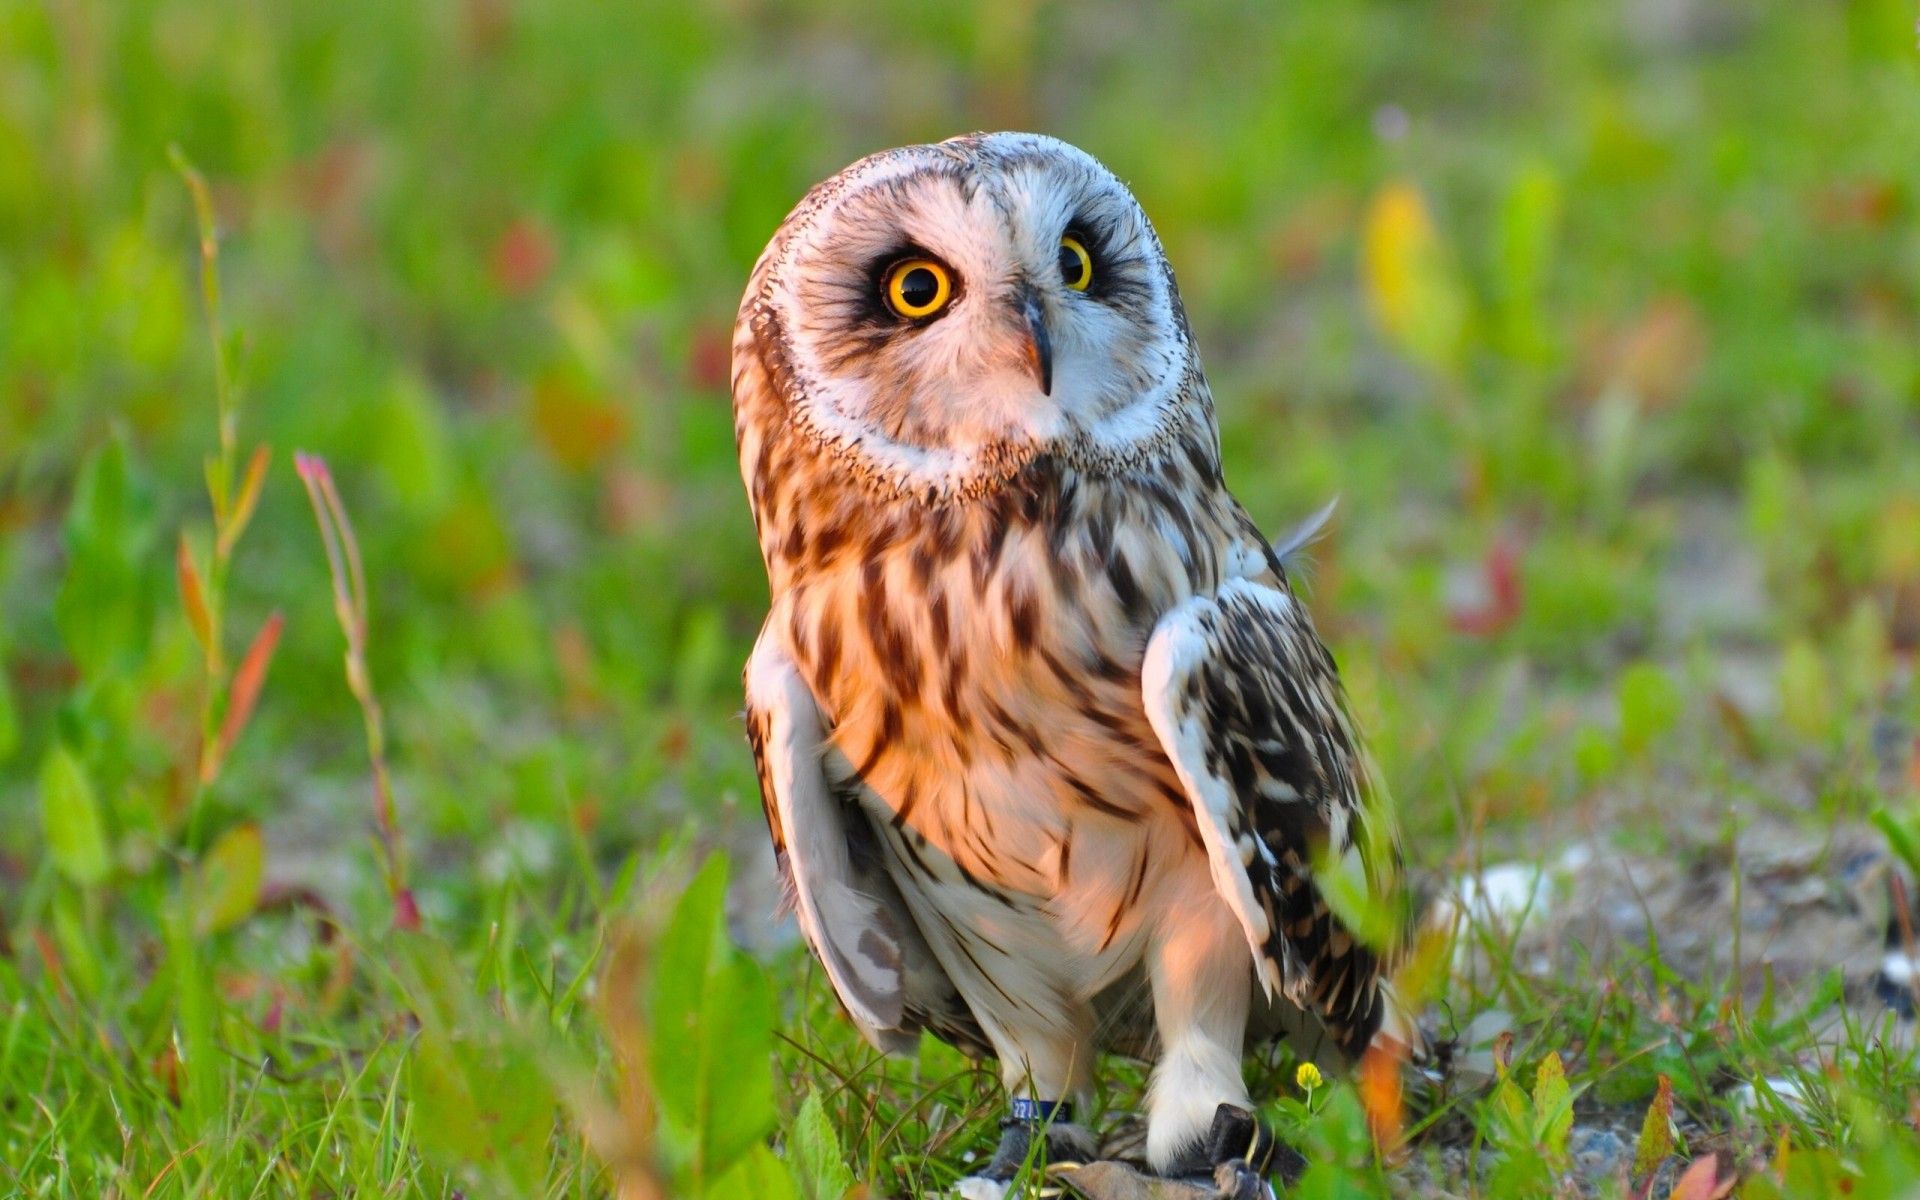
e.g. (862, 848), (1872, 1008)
(1141, 576), (1396, 1060)
(743, 630), (986, 1057)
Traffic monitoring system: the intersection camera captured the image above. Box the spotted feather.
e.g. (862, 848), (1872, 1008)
(1142, 577), (1394, 1060)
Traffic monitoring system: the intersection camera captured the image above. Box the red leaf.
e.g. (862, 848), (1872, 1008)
(688, 322), (732, 391)
(1667, 1155), (1734, 1200)
(490, 217), (553, 295)
(177, 534), (213, 653)
(1450, 537), (1524, 636)
(393, 886), (421, 931)
(205, 612), (283, 782)
(30, 928), (67, 1000)
(1358, 1041), (1407, 1156)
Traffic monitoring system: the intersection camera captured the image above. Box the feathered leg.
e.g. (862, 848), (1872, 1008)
(1144, 889), (1254, 1172)
(985, 1002), (1095, 1108)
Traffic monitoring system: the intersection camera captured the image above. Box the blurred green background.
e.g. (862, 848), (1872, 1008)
(3, 1), (1920, 1194)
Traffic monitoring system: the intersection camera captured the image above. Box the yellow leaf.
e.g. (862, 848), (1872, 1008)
(1361, 180), (1468, 375)
(1875, 497), (1920, 583)
(218, 444), (272, 558)
(1532, 1052), (1572, 1162)
(533, 372), (629, 473)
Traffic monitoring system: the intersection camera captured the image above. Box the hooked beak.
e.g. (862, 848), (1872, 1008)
(1018, 286), (1053, 396)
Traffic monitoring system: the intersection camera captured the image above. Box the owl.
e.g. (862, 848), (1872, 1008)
(733, 132), (1412, 1193)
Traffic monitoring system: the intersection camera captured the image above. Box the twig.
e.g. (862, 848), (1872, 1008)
(170, 146), (280, 831)
(294, 452), (419, 931)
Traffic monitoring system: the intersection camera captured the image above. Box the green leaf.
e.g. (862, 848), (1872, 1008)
(1310, 790), (1406, 951)
(1493, 160), (1562, 359)
(673, 607), (728, 711)
(1840, 598), (1890, 708)
(1779, 637), (1832, 740)
(1295, 1083), (1376, 1186)
(1490, 1074), (1530, 1144)
(395, 932), (558, 1197)
(1617, 661), (1680, 758)
(1872, 810), (1920, 881)
(651, 854), (778, 1187)
(1633, 1073), (1678, 1179)
(55, 434), (156, 680)
(164, 898), (219, 1133)
(40, 745), (111, 885)
(192, 822), (265, 936)
(1588, 384), (1642, 519)
(1572, 725), (1618, 783)
(1531, 1051), (1573, 1164)
(710, 1144), (800, 1200)
(788, 1091), (856, 1200)
(376, 370), (455, 513)
(0, 670), (17, 764)
(50, 885), (103, 997)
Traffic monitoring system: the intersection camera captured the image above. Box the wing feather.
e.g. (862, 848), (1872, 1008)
(744, 628), (987, 1056)
(745, 634), (904, 1032)
(1142, 576), (1395, 1060)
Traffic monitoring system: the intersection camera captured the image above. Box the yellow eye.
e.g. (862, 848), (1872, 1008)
(1057, 235), (1093, 291)
(883, 258), (953, 319)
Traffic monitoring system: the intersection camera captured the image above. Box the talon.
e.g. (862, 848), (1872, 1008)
(965, 1113), (1098, 1189)
(1158, 1103), (1297, 1188)
(1212, 1161), (1275, 1200)
(1048, 1159), (1203, 1200)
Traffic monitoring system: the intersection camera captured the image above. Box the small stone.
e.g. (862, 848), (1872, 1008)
(1568, 1127), (1630, 1181)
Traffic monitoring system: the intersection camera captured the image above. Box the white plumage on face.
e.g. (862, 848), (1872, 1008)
(753, 133), (1194, 493)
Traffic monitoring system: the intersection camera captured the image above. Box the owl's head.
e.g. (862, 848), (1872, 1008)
(738, 132), (1201, 496)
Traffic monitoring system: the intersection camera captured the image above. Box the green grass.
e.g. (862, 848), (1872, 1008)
(3, 1), (1920, 1196)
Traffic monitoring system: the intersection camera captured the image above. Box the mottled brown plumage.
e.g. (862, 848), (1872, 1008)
(733, 132), (1410, 1180)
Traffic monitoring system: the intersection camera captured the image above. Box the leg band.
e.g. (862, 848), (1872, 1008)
(1009, 1097), (1073, 1124)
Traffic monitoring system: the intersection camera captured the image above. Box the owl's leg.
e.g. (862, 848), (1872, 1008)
(958, 1008), (1099, 1194)
(1144, 895), (1258, 1174)
(989, 1004), (1094, 1117)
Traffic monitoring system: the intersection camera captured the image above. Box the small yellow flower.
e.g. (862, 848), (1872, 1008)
(1295, 1061), (1324, 1092)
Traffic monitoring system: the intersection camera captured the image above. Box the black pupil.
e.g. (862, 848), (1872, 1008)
(1058, 241), (1083, 283)
(898, 267), (939, 309)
